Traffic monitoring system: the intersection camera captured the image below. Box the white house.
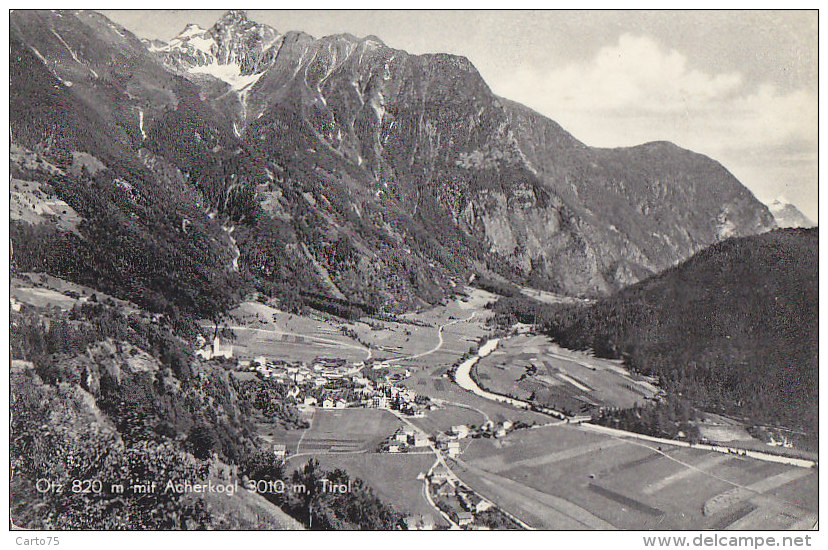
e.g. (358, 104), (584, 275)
(273, 444), (287, 460)
(436, 483), (455, 498)
(447, 441), (461, 457)
(475, 500), (493, 513)
(452, 425), (469, 439)
(322, 399), (334, 409)
(456, 511), (474, 526)
(431, 471), (450, 485)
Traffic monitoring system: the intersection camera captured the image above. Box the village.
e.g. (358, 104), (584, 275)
(183, 292), (817, 531)
(192, 331), (533, 529)
(379, 420), (520, 456)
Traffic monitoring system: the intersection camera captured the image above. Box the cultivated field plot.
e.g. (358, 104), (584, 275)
(11, 178), (82, 234)
(12, 284), (80, 310)
(518, 285), (586, 306)
(289, 409), (402, 454)
(459, 424), (818, 530)
(308, 452), (444, 526)
(350, 318), (437, 362)
(11, 272), (141, 313)
(222, 302), (370, 362)
(352, 290), (495, 367)
(409, 403), (489, 435)
(404, 367), (551, 429)
(475, 334), (658, 412)
(231, 331), (368, 363)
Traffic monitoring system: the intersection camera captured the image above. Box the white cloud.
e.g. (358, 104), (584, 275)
(521, 35), (744, 114)
(488, 33), (817, 221)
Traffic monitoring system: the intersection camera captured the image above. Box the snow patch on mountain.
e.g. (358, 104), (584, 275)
(138, 108), (147, 140)
(190, 62), (264, 91)
(179, 23), (206, 38)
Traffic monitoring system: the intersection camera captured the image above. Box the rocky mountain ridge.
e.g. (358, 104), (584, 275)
(10, 9), (776, 315)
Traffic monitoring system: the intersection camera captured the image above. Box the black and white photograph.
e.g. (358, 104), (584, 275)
(6, 5), (819, 539)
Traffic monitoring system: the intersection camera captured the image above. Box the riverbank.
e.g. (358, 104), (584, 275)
(453, 338), (567, 420)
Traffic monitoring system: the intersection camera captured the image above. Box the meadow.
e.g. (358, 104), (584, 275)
(459, 423), (818, 529)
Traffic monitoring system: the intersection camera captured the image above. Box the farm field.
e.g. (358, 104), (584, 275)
(215, 301), (370, 363)
(217, 288), (495, 366)
(458, 423), (818, 530)
(11, 272), (142, 313)
(403, 365), (551, 430)
(409, 404), (489, 435)
(11, 178), (82, 234)
(307, 452), (444, 526)
(231, 330), (369, 363)
(219, 287), (817, 530)
(270, 408), (403, 455)
(474, 334), (659, 413)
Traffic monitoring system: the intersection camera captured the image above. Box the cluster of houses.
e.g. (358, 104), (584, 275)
(428, 469), (496, 529)
(380, 425), (430, 453)
(382, 419), (519, 458)
(239, 355), (431, 417)
(767, 434), (795, 449)
(432, 420), (517, 457)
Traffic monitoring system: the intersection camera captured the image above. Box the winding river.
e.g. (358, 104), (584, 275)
(453, 338), (567, 419)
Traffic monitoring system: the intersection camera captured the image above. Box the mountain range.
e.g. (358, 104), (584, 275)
(10, 9), (776, 316)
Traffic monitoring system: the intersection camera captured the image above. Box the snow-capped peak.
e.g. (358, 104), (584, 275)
(766, 197), (816, 228)
(178, 23), (207, 38)
(148, 11), (283, 94)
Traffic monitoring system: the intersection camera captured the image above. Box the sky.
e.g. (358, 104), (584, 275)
(103, 9), (818, 222)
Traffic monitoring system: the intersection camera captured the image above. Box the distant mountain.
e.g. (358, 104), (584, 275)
(10, 9), (776, 316)
(540, 228), (818, 442)
(767, 199), (815, 228)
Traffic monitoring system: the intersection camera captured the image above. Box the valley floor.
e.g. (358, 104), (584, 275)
(223, 287), (818, 530)
(10, 274), (817, 530)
